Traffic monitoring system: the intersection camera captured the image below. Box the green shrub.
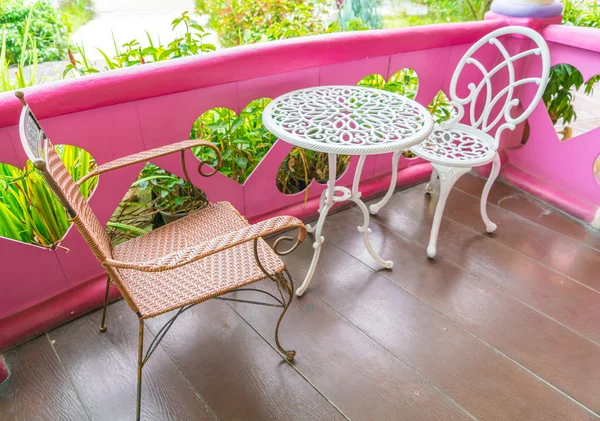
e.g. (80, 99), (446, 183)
(58, 0), (94, 33)
(0, 0), (69, 64)
(197, 0), (330, 48)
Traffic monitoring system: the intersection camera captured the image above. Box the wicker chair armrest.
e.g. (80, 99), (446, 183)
(76, 139), (221, 185)
(104, 215), (307, 272)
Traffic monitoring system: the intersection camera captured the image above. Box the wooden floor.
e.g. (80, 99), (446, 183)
(2, 174), (600, 421)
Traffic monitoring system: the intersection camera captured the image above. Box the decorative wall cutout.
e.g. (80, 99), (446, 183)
(543, 64), (600, 141)
(107, 163), (208, 245)
(0, 145), (97, 247)
(190, 98), (277, 184)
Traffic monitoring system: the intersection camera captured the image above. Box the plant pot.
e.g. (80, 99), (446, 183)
(159, 211), (188, 225)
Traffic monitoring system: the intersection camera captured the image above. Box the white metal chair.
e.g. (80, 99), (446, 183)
(373, 26), (550, 258)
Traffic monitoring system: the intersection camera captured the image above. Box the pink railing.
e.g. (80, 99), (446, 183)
(0, 16), (598, 350)
(504, 24), (600, 222)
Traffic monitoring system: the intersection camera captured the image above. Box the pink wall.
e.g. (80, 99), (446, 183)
(506, 25), (600, 222)
(2, 18), (597, 349)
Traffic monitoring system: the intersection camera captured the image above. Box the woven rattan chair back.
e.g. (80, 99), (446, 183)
(38, 139), (139, 310)
(15, 93), (140, 312)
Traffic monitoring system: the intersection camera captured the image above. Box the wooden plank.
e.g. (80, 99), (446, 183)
(323, 207), (600, 414)
(415, 184), (600, 291)
(371, 188), (600, 344)
(47, 300), (217, 421)
(144, 299), (346, 421)
(276, 235), (598, 421)
(455, 174), (600, 252)
(228, 282), (475, 421)
(0, 335), (89, 421)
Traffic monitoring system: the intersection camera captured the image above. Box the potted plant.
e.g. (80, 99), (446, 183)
(133, 163), (208, 226)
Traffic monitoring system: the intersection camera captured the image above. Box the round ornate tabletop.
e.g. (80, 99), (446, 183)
(263, 85), (434, 155)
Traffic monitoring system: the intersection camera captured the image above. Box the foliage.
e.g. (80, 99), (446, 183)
(0, 0), (69, 64)
(197, 0), (330, 48)
(543, 64), (584, 125)
(385, 0), (492, 27)
(63, 11), (215, 77)
(58, 0), (94, 33)
(191, 99), (276, 183)
(538, 0), (600, 128)
(1, 8), (39, 92)
(132, 164), (208, 215)
(0, 145), (97, 246)
(563, 0), (599, 28)
(337, 0), (383, 30)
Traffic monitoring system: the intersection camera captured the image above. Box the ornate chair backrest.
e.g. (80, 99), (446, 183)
(449, 26), (550, 146)
(15, 93), (126, 299)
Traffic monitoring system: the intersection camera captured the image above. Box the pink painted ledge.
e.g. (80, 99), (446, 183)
(501, 165), (599, 224)
(542, 24), (600, 53)
(0, 19), (506, 127)
(0, 274), (120, 352)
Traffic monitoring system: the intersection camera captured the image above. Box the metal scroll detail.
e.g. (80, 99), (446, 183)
(448, 27), (551, 145)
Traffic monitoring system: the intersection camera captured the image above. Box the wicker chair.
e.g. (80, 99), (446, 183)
(15, 92), (307, 420)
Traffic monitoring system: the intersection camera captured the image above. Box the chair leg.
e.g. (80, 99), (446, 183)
(274, 270), (296, 362)
(99, 278), (111, 332)
(480, 153), (501, 233)
(427, 164), (471, 258)
(136, 318), (144, 421)
(425, 167), (438, 194)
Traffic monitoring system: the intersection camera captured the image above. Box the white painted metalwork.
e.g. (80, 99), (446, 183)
(406, 26), (550, 258)
(263, 86), (433, 155)
(264, 86), (433, 296)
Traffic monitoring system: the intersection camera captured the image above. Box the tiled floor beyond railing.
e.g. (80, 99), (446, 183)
(1, 174), (599, 421)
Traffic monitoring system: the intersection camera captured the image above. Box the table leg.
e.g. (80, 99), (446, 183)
(305, 188), (328, 234)
(296, 153), (337, 296)
(351, 155), (393, 269)
(369, 151), (402, 215)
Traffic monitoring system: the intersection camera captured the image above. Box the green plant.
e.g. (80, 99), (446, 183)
(0, 145), (97, 246)
(563, 0), (599, 27)
(63, 11), (215, 77)
(543, 64), (584, 126)
(337, 0), (383, 30)
(191, 99), (276, 184)
(58, 0), (94, 33)
(132, 163), (208, 215)
(197, 0), (330, 48)
(0, 0), (69, 64)
(1, 7), (40, 92)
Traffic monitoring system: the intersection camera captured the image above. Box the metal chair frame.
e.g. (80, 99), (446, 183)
(15, 92), (306, 420)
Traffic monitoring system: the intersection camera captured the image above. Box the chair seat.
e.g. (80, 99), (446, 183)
(410, 124), (496, 167)
(113, 202), (285, 319)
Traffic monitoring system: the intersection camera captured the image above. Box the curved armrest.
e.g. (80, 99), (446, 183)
(77, 139), (221, 185)
(103, 215), (307, 272)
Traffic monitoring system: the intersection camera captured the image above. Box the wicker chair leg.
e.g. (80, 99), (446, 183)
(136, 318), (144, 421)
(274, 270), (296, 362)
(99, 278), (111, 333)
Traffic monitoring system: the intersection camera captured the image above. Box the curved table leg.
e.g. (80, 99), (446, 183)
(306, 189), (328, 234)
(369, 151), (402, 215)
(352, 197), (394, 269)
(353, 155), (393, 268)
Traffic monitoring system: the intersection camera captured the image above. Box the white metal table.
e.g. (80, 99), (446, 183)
(263, 86), (434, 296)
